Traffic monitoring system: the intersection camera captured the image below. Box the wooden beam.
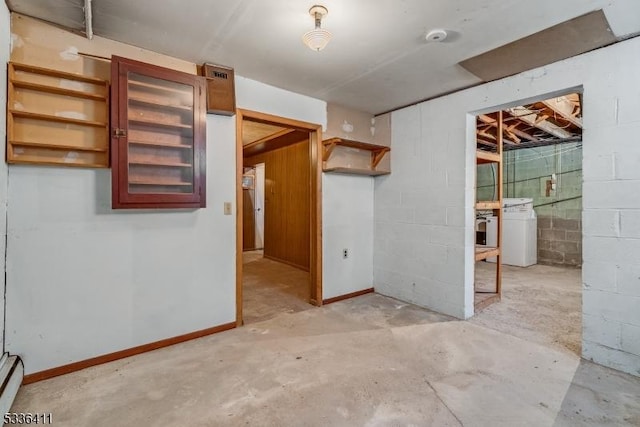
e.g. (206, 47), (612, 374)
(244, 128), (295, 149)
(476, 150), (500, 164)
(477, 128), (517, 145)
(243, 129), (310, 157)
(476, 201), (501, 209)
(478, 114), (534, 142)
(541, 98), (583, 128)
(475, 246), (500, 261)
(506, 107), (573, 139)
(477, 129), (496, 141)
(496, 110), (503, 296)
(503, 126), (521, 143)
(477, 138), (497, 148)
(534, 113), (550, 124)
(506, 123), (538, 142)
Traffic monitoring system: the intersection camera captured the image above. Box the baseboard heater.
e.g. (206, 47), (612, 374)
(0, 353), (24, 414)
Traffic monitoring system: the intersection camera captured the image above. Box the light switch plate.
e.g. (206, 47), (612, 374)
(224, 202), (232, 215)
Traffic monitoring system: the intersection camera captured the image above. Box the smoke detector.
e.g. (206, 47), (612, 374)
(425, 29), (448, 42)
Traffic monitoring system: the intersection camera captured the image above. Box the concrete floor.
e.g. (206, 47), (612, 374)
(11, 264), (640, 426)
(242, 250), (314, 324)
(474, 262), (582, 355)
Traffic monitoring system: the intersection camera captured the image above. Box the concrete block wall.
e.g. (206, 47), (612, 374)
(375, 104), (469, 319)
(514, 144), (583, 267)
(376, 36), (640, 376)
(537, 213), (582, 267)
(478, 143), (583, 266)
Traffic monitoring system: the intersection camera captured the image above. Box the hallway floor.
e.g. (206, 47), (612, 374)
(242, 250), (314, 324)
(11, 266), (640, 426)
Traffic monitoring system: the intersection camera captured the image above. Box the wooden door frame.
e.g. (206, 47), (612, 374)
(236, 109), (323, 326)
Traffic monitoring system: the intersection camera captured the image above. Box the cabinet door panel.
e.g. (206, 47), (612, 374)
(111, 56), (206, 209)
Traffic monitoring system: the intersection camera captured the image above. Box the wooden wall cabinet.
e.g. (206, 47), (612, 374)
(111, 56), (207, 209)
(7, 62), (109, 168)
(200, 63), (236, 116)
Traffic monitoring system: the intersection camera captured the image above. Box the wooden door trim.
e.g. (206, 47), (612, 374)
(236, 109), (323, 326)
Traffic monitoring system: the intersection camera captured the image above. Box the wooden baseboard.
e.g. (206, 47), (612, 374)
(263, 254), (310, 272)
(323, 288), (375, 305)
(474, 293), (501, 311)
(22, 322), (236, 385)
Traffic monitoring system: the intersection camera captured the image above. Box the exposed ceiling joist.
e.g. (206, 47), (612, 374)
(478, 114), (536, 143)
(505, 107), (573, 139)
(478, 93), (582, 152)
(541, 99), (583, 128)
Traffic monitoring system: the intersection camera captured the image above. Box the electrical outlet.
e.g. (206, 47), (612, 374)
(343, 248), (349, 259)
(223, 202), (232, 215)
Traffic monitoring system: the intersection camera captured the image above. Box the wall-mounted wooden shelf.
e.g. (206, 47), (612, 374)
(476, 201), (501, 210)
(128, 79), (192, 95)
(7, 62), (110, 168)
(128, 118), (194, 130)
(10, 110), (107, 128)
(323, 167), (390, 176)
(10, 80), (107, 101)
(322, 137), (390, 176)
(475, 245), (500, 261)
(129, 160), (193, 168)
(476, 150), (501, 164)
(129, 97), (193, 111)
(128, 140), (193, 150)
(9, 140), (108, 153)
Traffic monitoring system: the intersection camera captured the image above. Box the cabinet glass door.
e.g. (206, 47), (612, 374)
(126, 72), (195, 194)
(111, 56), (206, 209)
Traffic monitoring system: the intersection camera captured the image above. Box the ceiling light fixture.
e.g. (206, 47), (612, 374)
(303, 5), (332, 51)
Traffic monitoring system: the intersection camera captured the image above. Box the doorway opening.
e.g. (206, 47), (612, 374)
(472, 92), (583, 355)
(236, 109), (323, 326)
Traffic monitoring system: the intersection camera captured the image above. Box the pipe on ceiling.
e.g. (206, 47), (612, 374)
(84, 0), (93, 40)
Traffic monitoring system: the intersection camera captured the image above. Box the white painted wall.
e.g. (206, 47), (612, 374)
(323, 174), (374, 300)
(1, 15), (380, 375)
(376, 36), (640, 376)
(6, 114), (236, 374)
(236, 76), (325, 126)
(0, 2), (9, 351)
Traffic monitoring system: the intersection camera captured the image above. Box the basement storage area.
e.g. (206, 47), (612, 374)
(474, 93), (583, 355)
(3, 0), (640, 424)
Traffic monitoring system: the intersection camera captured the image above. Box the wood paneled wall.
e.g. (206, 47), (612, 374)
(244, 139), (310, 271)
(242, 189), (256, 250)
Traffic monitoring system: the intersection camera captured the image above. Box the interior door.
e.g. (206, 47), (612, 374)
(242, 168), (256, 251)
(254, 163), (265, 249)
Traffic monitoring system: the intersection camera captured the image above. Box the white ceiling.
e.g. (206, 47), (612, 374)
(7, 0), (640, 114)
